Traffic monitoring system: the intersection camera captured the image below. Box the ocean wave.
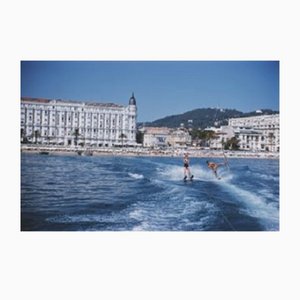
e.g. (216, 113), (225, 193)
(47, 214), (98, 224)
(251, 172), (279, 182)
(128, 172), (144, 179)
(22, 153), (279, 231)
(219, 182), (279, 230)
(157, 164), (234, 183)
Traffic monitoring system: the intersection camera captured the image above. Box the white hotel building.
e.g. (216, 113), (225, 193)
(228, 114), (279, 152)
(21, 94), (137, 147)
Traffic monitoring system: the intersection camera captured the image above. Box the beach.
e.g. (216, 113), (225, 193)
(21, 144), (279, 159)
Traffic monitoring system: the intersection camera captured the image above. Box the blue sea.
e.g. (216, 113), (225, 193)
(21, 153), (279, 231)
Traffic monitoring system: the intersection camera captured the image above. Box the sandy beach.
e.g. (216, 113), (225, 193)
(21, 144), (279, 159)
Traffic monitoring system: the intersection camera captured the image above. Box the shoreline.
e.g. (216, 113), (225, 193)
(21, 145), (279, 159)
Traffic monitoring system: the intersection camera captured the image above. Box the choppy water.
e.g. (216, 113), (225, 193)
(21, 153), (279, 231)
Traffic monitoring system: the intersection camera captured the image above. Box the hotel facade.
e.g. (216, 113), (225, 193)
(228, 114), (279, 152)
(21, 94), (138, 147)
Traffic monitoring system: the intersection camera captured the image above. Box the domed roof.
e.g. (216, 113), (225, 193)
(129, 92), (136, 105)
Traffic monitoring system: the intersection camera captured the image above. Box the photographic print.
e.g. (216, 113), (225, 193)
(21, 61), (279, 231)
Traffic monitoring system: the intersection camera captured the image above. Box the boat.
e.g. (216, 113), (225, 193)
(39, 151), (49, 155)
(77, 150), (93, 156)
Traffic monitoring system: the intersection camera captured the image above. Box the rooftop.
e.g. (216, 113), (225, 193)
(21, 97), (124, 108)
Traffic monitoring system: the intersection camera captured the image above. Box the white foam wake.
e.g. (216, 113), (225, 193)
(219, 181), (279, 230)
(128, 172), (144, 179)
(157, 164), (233, 182)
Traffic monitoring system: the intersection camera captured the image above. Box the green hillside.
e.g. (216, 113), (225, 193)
(140, 108), (278, 129)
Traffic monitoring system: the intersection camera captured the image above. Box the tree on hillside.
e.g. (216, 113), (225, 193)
(148, 108), (278, 129)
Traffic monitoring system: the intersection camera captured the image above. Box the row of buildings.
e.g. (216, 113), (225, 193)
(139, 114), (279, 152)
(20, 95), (279, 152)
(142, 114), (279, 152)
(228, 114), (279, 152)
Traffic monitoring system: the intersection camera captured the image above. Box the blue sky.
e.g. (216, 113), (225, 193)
(21, 61), (279, 122)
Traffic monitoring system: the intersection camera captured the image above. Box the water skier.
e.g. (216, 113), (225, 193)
(206, 160), (225, 179)
(183, 153), (194, 181)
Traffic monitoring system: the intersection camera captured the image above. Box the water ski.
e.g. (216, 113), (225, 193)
(184, 175), (194, 182)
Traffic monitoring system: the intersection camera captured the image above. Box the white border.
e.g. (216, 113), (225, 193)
(1, 1), (299, 299)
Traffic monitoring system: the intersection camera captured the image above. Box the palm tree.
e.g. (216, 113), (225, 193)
(119, 133), (127, 147)
(190, 129), (216, 147)
(136, 130), (144, 144)
(268, 132), (275, 152)
(205, 130), (217, 148)
(73, 128), (80, 146)
(45, 136), (51, 145)
(34, 130), (40, 144)
(224, 137), (240, 150)
(21, 128), (25, 143)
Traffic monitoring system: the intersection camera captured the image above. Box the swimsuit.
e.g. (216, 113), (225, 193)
(184, 159), (189, 168)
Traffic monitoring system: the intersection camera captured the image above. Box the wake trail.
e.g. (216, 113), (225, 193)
(217, 176), (279, 230)
(157, 163), (278, 230)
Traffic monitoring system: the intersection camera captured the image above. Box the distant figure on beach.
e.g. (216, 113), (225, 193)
(206, 161), (225, 179)
(183, 153), (193, 181)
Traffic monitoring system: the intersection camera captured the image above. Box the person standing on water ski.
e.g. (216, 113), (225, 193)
(183, 153), (193, 181)
(206, 160), (225, 179)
